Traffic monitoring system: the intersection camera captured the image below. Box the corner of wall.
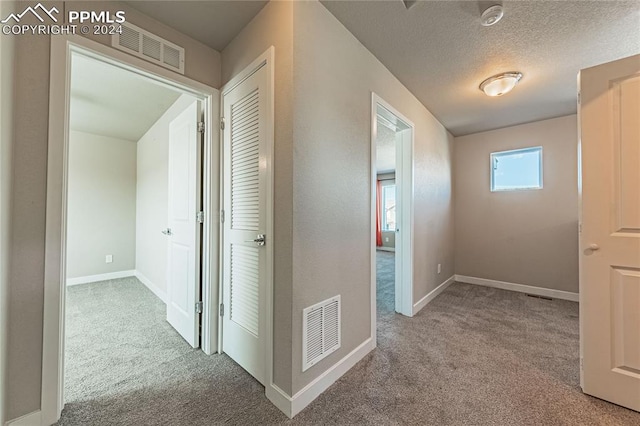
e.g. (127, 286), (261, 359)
(220, 0), (295, 399)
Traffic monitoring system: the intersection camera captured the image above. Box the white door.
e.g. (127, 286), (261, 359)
(579, 54), (640, 411)
(166, 100), (203, 348)
(222, 63), (270, 385)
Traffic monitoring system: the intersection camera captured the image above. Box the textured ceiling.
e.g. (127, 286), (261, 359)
(322, 0), (640, 135)
(125, 0), (268, 51)
(70, 54), (182, 141)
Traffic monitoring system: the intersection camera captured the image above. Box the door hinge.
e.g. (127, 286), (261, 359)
(579, 223), (582, 234)
(219, 303), (224, 316)
(220, 117), (225, 130)
(198, 121), (205, 133)
(197, 211), (204, 224)
(577, 92), (581, 105)
(220, 209), (225, 223)
(195, 301), (203, 314)
(580, 357), (584, 371)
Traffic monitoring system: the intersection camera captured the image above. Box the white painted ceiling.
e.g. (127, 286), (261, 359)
(70, 54), (181, 141)
(376, 124), (396, 174)
(125, 0), (269, 51)
(321, 0), (640, 135)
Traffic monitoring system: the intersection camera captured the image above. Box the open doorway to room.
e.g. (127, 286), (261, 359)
(63, 51), (205, 405)
(375, 119), (397, 314)
(371, 94), (414, 321)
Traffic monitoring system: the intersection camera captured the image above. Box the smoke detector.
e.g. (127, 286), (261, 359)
(481, 5), (504, 26)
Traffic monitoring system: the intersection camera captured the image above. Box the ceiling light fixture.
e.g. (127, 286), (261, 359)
(480, 72), (523, 97)
(480, 5), (504, 26)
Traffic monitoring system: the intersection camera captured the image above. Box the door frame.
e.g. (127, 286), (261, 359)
(41, 34), (220, 425)
(370, 93), (415, 324)
(218, 46), (276, 400)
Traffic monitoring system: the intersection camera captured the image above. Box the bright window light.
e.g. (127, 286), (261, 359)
(381, 185), (396, 231)
(490, 147), (543, 192)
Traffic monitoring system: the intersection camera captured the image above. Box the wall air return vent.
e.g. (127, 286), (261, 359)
(302, 295), (341, 372)
(113, 22), (185, 74)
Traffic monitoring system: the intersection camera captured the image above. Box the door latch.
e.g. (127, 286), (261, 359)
(246, 234), (266, 246)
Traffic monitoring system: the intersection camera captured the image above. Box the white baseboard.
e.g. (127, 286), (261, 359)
(266, 383), (294, 419)
(376, 247), (395, 252)
(413, 274), (455, 315)
(454, 275), (579, 302)
(134, 270), (167, 304)
(267, 337), (375, 418)
(66, 270), (135, 286)
(291, 337), (374, 417)
(5, 410), (41, 426)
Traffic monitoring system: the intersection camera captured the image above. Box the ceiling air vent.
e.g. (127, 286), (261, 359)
(302, 295), (341, 372)
(113, 22), (185, 74)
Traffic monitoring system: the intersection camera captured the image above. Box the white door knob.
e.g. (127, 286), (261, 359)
(589, 243), (600, 251)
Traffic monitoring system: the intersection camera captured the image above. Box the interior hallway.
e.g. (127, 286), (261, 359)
(58, 276), (639, 425)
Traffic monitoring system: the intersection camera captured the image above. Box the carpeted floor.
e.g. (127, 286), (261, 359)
(58, 267), (640, 425)
(376, 250), (395, 314)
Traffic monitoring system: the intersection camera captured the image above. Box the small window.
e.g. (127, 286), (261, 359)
(381, 185), (396, 231)
(491, 147), (543, 192)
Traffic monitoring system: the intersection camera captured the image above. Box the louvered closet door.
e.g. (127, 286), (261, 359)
(222, 65), (268, 385)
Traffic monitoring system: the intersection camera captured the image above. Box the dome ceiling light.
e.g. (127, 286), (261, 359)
(479, 72), (523, 97)
(480, 5), (504, 26)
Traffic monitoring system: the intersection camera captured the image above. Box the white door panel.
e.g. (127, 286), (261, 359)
(166, 100), (202, 348)
(222, 65), (269, 384)
(580, 54), (640, 412)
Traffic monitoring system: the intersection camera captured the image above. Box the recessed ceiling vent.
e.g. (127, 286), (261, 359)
(302, 295), (341, 372)
(113, 22), (185, 74)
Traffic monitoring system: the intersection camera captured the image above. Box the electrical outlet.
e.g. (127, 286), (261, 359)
(105, 255), (113, 264)
(384, 237), (389, 242)
(437, 263), (442, 274)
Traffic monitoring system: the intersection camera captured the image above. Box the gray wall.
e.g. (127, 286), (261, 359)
(454, 115), (579, 293)
(66, 131), (137, 279)
(136, 95), (197, 297)
(291, 1), (455, 394)
(221, 0), (295, 395)
(5, 0), (221, 418)
(0, 1), (16, 422)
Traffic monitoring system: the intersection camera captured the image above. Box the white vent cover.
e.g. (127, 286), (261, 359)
(112, 22), (185, 74)
(302, 295), (341, 371)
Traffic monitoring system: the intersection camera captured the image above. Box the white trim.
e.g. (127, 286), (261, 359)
(291, 337), (374, 417)
(42, 34), (219, 426)
(455, 275), (579, 302)
(266, 338), (375, 419)
(265, 384), (293, 419)
(5, 410), (41, 426)
(220, 46), (276, 407)
(376, 247), (395, 252)
(134, 271), (167, 304)
(65, 270), (135, 286)
(369, 94), (378, 347)
(412, 275), (455, 316)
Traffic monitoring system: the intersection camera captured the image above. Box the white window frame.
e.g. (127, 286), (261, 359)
(490, 146), (543, 192)
(381, 184), (396, 232)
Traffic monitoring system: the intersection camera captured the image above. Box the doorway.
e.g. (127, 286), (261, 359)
(371, 94), (414, 320)
(63, 51), (205, 404)
(41, 35), (220, 424)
